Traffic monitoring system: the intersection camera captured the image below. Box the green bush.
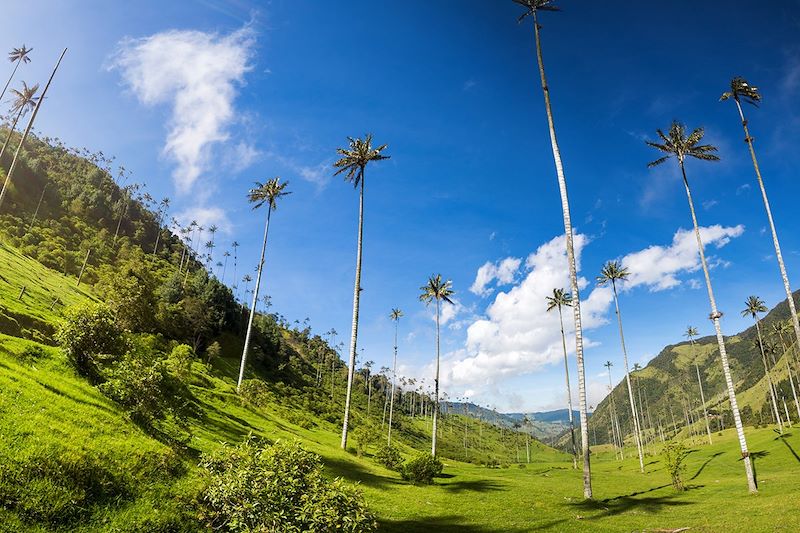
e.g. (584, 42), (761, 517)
(662, 440), (690, 491)
(375, 444), (403, 471)
(401, 453), (443, 485)
(168, 344), (195, 381)
(55, 302), (124, 382)
(238, 379), (274, 407)
(17, 344), (46, 363)
(205, 340), (222, 364)
(353, 422), (379, 456)
(199, 438), (376, 532)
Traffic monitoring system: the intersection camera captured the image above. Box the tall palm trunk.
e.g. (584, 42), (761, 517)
(754, 321), (782, 431)
(779, 332), (800, 421)
(692, 339), (714, 444)
(341, 174), (365, 449)
(388, 319), (399, 446)
(0, 58), (22, 104)
(735, 100), (800, 367)
(610, 282), (645, 472)
(690, 339), (713, 445)
(0, 107), (25, 163)
(237, 206), (272, 391)
(27, 182), (48, 233)
(680, 162), (757, 493)
(556, 305), (578, 469)
(0, 49), (67, 210)
(532, 10), (591, 499)
(432, 298), (441, 456)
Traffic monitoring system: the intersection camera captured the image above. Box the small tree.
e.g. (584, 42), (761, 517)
(56, 302), (124, 382)
(662, 440), (690, 491)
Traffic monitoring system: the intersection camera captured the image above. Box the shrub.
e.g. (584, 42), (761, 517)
(205, 340), (222, 364)
(401, 453), (443, 485)
(375, 444), (403, 471)
(238, 379), (273, 407)
(199, 438), (376, 532)
(17, 344), (46, 363)
(168, 344), (195, 381)
(55, 302), (124, 382)
(662, 440), (690, 491)
(353, 422), (379, 456)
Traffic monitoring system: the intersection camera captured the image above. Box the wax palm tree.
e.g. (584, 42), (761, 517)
(333, 133), (390, 450)
(419, 274), (454, 456)
(604, 360), (623, 459)
(388, 307), (403, 446)
(231, 241), (240, 294)
(514, 0), (592, 498)
(772, 321), (800, 421)
(236, 178), (290, 392)
(545, 288), (577, 469)
(685, 326), (712, 444)
(597, 260), (644, 472)
(221, 251), (231, 282)
(0, 49), (67, 211)
(741, 296), (782, 432)
(152, 197), (170, 255)
(646, 121), (757, 492)
(0, 45), (32, 105)
(0, 81), (39, 164)
(721, 78), (800, 367)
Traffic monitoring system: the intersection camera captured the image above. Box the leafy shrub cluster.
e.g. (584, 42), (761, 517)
(375, 444), (403, 471)
(55, 302), (125, 382)
(401, 453), (443, 485)
(199, 438), (376, 532)
(238, 379), (274, 407)
(353, 422), (379, 456)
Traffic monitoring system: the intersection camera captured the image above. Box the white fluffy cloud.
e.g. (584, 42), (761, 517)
(111, 27), (254, 193)
(446, 225), (744, 389)
(469, 257), (522, 296)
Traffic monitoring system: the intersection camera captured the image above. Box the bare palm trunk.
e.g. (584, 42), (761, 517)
(432, 298), (441, 456)
(237, 206), (272, 391)
(532, 11), (591, 499)
(341, 176), (365, 449)
(0, 59), (21, 104)
(0, 49), (67, 211)
(690, 339), (713, 445)
(735, 100), (800, 368)
(782, 336), (800, 421)
(610, 282), (645, 472)
(556, 305), (578, 469)
(680, 162), (757, 493)
(27, 182), (48, 233)
(76, 248), (91, 287)
(0, 107), (25, 163)
(388, 319), (399, 446)
(754, 320), (782, 431)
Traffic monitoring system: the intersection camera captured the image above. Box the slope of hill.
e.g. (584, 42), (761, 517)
(589, 292), (800, 445)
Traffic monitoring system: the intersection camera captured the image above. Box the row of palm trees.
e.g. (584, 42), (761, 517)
(515, 0), (800, 496)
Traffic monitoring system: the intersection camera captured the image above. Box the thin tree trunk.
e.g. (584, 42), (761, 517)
(0, 59), (21, 104)
(76, 248), (91, 287)
(611, 283), (645, 472)
(690, 339), (713, 444)
(680, 162), (757, 492)
(557, 306), (578, 469)
(0, 108), (24, 163)
(432, 298), (441, 456)
(754, 320), (782, 431)
(784, 344), (800, 422)
(532, 10), (591, 499)
(27, 182), (48, 233)
(0, 49), (67, 211)
(735, 99), (800, 375)
(388, 318), (399, 446)
(237, 206), (272, 391)
(341, 175), (365, 449)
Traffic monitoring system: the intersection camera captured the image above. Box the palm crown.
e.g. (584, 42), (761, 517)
(8, 46), (32, 64)
(646, 121), (720, 167)
(545, 288), (572, 312)
(333, 134), (390, 187)
(390, 308), (403, 321)
(9, 81), (38, 116)
(597, 260), (629, 286)
(419, 274), (455, 306)
(685, 325), (699, 340)
(248, 177), (290, 210)
(513, 0), (560, 21)
(720, 77), (761, 106)
(741, 295), (767, 319)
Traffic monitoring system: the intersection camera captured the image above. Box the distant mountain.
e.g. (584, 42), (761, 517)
(442, 403), (585, 441)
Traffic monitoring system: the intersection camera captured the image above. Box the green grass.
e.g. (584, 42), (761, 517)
(3, 335), (800, 532)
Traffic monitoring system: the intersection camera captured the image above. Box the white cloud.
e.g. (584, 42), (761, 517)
(445, 225), (745, 390)
(469, 257), (522, 296)
(111, 26), (254, 193)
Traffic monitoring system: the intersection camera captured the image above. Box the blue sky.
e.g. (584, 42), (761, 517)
(3, 1), (800, 411)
